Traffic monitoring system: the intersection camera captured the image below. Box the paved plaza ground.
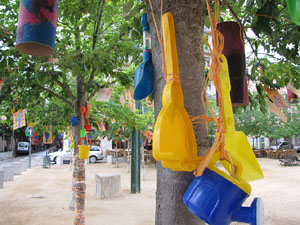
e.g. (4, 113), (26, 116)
(0, 156), (300, 225)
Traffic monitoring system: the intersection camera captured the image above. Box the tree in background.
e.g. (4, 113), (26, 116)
(0, 0), (147, 224)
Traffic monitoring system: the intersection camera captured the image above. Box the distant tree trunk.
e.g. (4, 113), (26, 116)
(147, 1), (208, 224)
(69, 77), (87, 225)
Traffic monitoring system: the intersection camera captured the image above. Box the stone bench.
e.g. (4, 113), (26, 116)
(19, 159), (29, 171)
(0, 171), (4, 188)
(95, 174), (121, 199)
(0, 164), (14, 181)
(12, 162), (23, 175)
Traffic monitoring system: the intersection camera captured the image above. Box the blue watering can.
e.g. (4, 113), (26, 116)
(133, 13), (154, 101)
(183, 152), (264, 225)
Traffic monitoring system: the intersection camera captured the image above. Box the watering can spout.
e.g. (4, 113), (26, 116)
(232, 198), (264, 225)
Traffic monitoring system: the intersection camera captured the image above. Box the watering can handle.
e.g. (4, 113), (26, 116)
(162, 13), (179, 79)
(78, 137), (92, 148)
(219, 54), (235, 134)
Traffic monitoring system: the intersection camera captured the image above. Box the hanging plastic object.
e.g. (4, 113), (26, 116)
(16, 0), (59, 57)
(71, 116), (79, 126)
(183, 151), (264, 225)
(153, 12), (201, 171)
(84, 118), (91, 132)
(217, 21), (248, 107)
(288, 90), (299, 103)
(142, 13), (151, 51)
(78, 137), (92, 159)
(287, 80), (300, 96)
(84, 104), (91, 132)
(80, 107), (87, 137)
(286, 0), (300, 26)
(218, 55), (263, 182)
(133, 13), (154, 101)
(0, 78), (4, 93)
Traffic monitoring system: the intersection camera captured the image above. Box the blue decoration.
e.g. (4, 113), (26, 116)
(71, 116), (79, 126)
(183, 168), (264, 225)
(133, 51), (153, 101)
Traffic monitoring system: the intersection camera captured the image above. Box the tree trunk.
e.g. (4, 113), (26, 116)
(70, 78), (87, 225)
(147, 1), (208, 224)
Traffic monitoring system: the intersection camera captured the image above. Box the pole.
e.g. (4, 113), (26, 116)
(131, 101), (141, 193)
(2, 134), (4, 160)
(29, 135), (32, 168)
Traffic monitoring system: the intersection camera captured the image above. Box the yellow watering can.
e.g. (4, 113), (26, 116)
(218, 54), (264, 182)
(153, 12), (201, 171)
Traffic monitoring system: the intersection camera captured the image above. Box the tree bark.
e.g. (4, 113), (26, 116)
(69, 77), (87, 225)
(147, 1), (208, 224)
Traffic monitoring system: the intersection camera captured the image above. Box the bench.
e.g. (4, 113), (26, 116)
(12, 162), (23, 175)
(95, 174), (121, 199)
(279, 155), (300, 166)
(0, 164), (14, 181)
(0, 171), (4, 188)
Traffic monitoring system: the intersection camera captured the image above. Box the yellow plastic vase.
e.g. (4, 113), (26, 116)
(78, 145), (90, 159)
(153, 12), (201, 171)
(218, 55), (264, 182)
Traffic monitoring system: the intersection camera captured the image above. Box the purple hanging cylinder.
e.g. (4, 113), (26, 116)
(217, 21), (249, 107)
(16, 0), (59, 57)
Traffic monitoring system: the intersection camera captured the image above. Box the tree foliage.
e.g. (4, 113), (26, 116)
(0, 0), (149, 138)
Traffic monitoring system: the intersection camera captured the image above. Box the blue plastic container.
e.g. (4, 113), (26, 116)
(183, 168), (264, 225)
(133, 51), (154, 100)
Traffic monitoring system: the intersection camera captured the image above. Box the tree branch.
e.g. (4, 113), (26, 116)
(58, 20), (72, 29)
(0, 25), (15, 37)
(36, 84), (74, 107)
(87, 87), (99, 102)
(55, 80), (76, 102)
(88, 67), (97, 85)
(92, 0), (106, 49)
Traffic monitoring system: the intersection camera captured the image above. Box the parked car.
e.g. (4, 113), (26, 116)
(294, 144), (300, 152)
(16, 142), (29, 155)
(48, 148), (71, 163)
(270, 141), (293, 150)
(48, 145), (104, 164)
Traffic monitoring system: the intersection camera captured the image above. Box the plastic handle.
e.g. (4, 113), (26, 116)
(219, 54), (235, 133)
(80, 107), (86, 117)
(78, 137), (92, 148)
(209, 151), (243, 179)
(162, 12), (179, 78)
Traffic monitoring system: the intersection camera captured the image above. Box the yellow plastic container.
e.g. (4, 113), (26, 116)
(78, 145), (91, 159)
(78, 137), (92, 160)
(218, 54), (263, 182)
(153, 12), (201, 171)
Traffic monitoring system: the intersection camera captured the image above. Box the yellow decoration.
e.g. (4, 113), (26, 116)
(78, 145), (90, 159)
(218, 55), (263, 182)
(153, 13), (201, 171)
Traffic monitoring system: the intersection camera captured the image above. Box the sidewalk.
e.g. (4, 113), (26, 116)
(0, 158), (300, 225)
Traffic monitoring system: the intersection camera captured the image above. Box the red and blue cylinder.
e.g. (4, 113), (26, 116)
(217, 21), (249, 106)
(16, 0), (59, 57)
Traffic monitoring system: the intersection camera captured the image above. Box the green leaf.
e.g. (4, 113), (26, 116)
(123, 1), (134, 14)
(204, 15), (210, 28)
